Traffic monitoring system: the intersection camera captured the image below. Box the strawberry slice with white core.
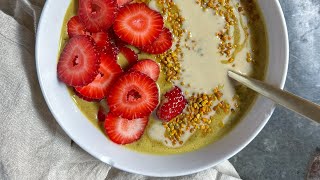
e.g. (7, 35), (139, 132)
(129, 59), (160, 81)
(104, 112), (148, 144)
(75, 53), (123, 99)
(140, 27), (173, 54)
(57, 36), (99, 87)
(78, 0), (118, 32)
(107, 71), (159, 119)
(113, 3), (164, 47)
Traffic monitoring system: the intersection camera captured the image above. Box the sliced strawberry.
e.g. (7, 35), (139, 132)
(67, 18), (117, 54)
(156, 86), (187, 122)
(107, 71), (159, 119)
(117, 0), (132, 7)
(107, 28), (127, 49)
(129, 59), (160, 81)
(78, 0), (118, 32)
(75, 53), (123, 99)
(73, 88), (100, 102)
(98, 106), (107, 122)
(113, 3), (164, 47)
(140, 27), (173, 54)
(57, 36), (99, 86)
(67, 16), (87, 37)
(91, 31), (109, 47)
(119, 46), (138, 65)
(91, 31), (118, 56)
(104, 112), (148, 144)
(74, 88), (100, 102)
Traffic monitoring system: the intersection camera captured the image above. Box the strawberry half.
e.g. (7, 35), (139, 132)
(140, 27), (173, 54)
(156, 86), (187, 122)
(113, 3), (164, 47)
(117, 0), (132, 7)
(75, 53), (123, 100)
(129, 59), (160, 81)
(67, 16), (87, 37)
(107, 71), (159, 119)
(119, 46), (138, 65)
(104, 112), (148, 144)
(57, 36), (99, 87)
(78, 0), (118, 32)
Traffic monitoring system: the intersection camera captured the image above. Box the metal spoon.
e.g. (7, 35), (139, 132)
(228, 71), (320, 123)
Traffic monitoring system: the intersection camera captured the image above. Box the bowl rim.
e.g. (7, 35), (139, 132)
(35, 0), (289, 177)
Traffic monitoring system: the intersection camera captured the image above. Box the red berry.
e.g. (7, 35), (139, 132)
(91, 32), (118, 56)
(107, 28), (127, 49)
(67, 16), (87, 37)
(156, 86), (187, 121)
(140, 27), (173, 54)
(57, 36), (100, 87)
(75, 53), (123, 99)
(129, 59), (160, 81)
(67, 17), (117, 54)
(117, 0), (132, 7)
(73, 88), (100, 102)
(107, 71), (159, 119)
(104, 112), (148, 144)
(119, 46), (138, 65)
(91, 31), (109, 48)
(78, 0), (118, 32)
(108, 29), (138, 66)
(97, 106), (107, 122)
(113, 3), (164, 47)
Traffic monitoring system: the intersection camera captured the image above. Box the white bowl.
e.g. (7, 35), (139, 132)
(36, 0), (288, 177)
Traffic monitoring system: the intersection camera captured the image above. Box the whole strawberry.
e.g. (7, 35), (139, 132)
(157, 86), (187, 122)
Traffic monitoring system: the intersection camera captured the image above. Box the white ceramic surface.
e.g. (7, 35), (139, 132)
(36, 0), (289, 177)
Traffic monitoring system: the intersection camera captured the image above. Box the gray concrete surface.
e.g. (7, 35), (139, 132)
(229, 0), (320, 179)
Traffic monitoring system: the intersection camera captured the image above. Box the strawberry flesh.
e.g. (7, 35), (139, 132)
(57, 36), (100, 87)
(129, 59), (160, 81)
(107, 28), (127, 49)
(75, 53), (123, 99)
(78, 0), (118, 32)
(104, 112), (148, 144)
(73, 88), (100, 102)
(119, 46), (138, 65)
(117, 0), (132, 7)
(140, 27), (173, 54)
(113, 3), (164, 47)
(67, 16), (88, 37)
(156, 86), (187, 122)
(98, 106), (107, 122)
(107, 71), (159, 119)
(91, 31), (109, 48)
(91, 31), (118, 56)
(67, 17), (116, 54)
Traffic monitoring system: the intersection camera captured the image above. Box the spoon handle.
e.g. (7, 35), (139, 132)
(228, 71), (320, 123)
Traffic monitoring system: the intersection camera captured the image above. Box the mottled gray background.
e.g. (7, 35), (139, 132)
(229, 0), (320, 179)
